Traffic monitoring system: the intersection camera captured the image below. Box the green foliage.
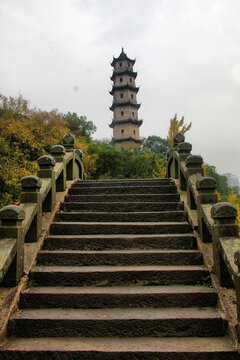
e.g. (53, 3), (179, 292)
(143, 136), (170, 155)
(88, 140), (165, 180)
(63, 112), (96, 141)
(0, 93), (96, 207)
(205, 165), (231, 196)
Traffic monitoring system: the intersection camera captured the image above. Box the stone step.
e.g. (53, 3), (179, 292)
(43, 234), (197, 251)
(7, 308), (227, 338)
(72, 178), (175, 187)
(37, 250), (203, 266)
(50, 222), (192, 235)
(68, 185), (177, 195)
(20, 285), (218, 309)
(62, 201), (184, 212)
(56, 211), (188, 223)
(30, 265), (210, 286)
(1, 337), (238, 359)
(66, 194), (180, 203)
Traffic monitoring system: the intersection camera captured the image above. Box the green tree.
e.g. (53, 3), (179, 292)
(63, 112), (96, 141)
(205, 165), (231, 196)
(143, 136), (170, 155)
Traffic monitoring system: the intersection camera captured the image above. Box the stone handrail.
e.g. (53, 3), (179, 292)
(167, 132), (240, 336)
(0, 133), (84, 286)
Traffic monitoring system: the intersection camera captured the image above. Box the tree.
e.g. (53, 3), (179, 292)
(167, 113), (192, 148)
(153, 157), (167, 179)
(143, 136), (170, 155)
(63, 112), (96, 141)
(205, 165), (231, 196)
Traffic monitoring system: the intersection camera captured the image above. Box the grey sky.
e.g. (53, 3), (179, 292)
(1, 0), (240, 178)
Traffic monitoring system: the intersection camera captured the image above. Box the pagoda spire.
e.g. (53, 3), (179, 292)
(109, 49), (142, 150)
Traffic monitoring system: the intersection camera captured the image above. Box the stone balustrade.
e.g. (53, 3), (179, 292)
(0, 133), (84, 286)
(167, 132), (240, 335)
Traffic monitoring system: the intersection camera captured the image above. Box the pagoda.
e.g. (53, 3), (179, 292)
(109, 48), (142, 150)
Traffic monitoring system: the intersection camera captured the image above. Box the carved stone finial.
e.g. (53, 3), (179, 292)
(21, 175), (42, 190)
(62, 133), (75, 145)
(185, 155), (203, 167)
(174, 133), (185, 146)
(211, 202), (238, 219)
(38, 155), (56, 167)
(50, 145), (66, 155)
(0, 205), (25, 221)
(178, 142), (192, 153)
(196, 176), (216, 190)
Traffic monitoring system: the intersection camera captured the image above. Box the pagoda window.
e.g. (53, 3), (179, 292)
(132, 112), (135, 117)
(131, 94), (134, 99)
(133, 130), (136, 136)
(129, 78), (132, 83)
(121, 111), (124, 116)
(119, 62), (122, 67)
(121, 129), (124, 135)
(120, 77), (123, 82)
(128, 62), (130, 67)
(120, 93), (123, 99)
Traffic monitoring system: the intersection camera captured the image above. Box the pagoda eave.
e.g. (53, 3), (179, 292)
(110, 70), (137, 81)
(109, 85), (139, 95)
(110, 101), (141, 111)
(109, 119), (143, 128)
(112, 136), (142, 144)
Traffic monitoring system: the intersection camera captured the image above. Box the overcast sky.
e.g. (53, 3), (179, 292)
(1, 0), (240, 178)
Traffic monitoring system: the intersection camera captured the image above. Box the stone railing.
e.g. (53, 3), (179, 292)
(167, 132), (240, 336)
(0, 133), (84, 286)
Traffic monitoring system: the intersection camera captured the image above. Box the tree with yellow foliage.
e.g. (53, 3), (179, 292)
(167, 113), (192, 148)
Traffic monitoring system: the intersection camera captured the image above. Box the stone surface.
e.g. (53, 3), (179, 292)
(196, 177), (216, 190)
(38, 155), (56, 167)
(75, 148), (83, 160)
(185, 155), (203, 167)
(0, 205), (25, 221)
(62, 133), (75, 145)
(173, 133), (185, 145)
(21, 175), (42, 190)
(178, 142), (192, 153)
(211, 202), (238, 219)
(50, 144), (66, 155)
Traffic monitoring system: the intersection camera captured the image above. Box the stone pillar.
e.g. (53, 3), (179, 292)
(196, 177), (217, 242)
(177, 142), (192, 190)
(234, 250), (240, 336)
(211, 202), (239, 283)
(75, 148), (84, 179)
(172, 133), (185, 179)
(37, 155), (56, 212)
(21, 175), (42, 242)
(185, 155), (203, 209)
(63, 134), (75, 180)
(50, 145), (66, 191)
(0, 205), (25, 285)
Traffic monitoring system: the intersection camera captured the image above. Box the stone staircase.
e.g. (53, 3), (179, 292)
(0, 179), (238, 359)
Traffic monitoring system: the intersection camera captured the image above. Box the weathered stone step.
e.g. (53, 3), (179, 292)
(43, 234), (197, 251)
(30, 265), (209, 286)
(50, 222), (192, 235)
(1, 337), (238, 359)
(69, 185), (177, 195)
(8, 308), (227, 338)
(73, 178), (174, 187)
(62, 201), (184, 212)
(66, 194), (180, 203)
(56, 211), (188, 223)
(20, 285), (218, 309)
(37, 250), (203, 266)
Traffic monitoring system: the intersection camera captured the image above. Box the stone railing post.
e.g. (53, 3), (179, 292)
(63, 133), (75, 180)
(196, 177), (217, 242)
(37, 155), (56, 212)
(20, 175), (42, 242)
(234, 251), (240, 333)
(185, 155), (203, 209)
(50, 144), (66, 191)
(177, 142), (192, 190)
(211, 202), (239, 283)
(0, 205), (25, 285)
(171, 133), (185, 179)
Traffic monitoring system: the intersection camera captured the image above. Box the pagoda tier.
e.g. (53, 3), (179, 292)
(109, 119), (143, 129)
(112, 136), (142, 144)
(110, 69), (137, 81)
(110, 101), (141, 112)
(109, 84), (139, 95)
(111, 48), (136, 67)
